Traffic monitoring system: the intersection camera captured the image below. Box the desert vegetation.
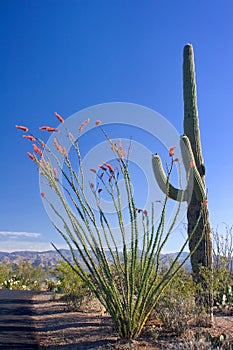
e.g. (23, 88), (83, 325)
(0, 239), (232, 348)
(10, 43), (233, 348)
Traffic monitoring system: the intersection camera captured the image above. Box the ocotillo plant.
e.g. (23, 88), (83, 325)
(152, 44), (213, 312)
(16, 115), (205, 340)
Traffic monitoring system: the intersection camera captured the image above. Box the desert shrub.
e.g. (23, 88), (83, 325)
(0, 259), (14, 286)
(212, 225), (233, 314)
(199, 225), (233, 315)
(44, 278), (62, 292)
(193, 332), (232, 350)
(213, 225), (233, 272)
(164, 332), (232, 350)
(201, 264), (233, 315)
(59, 292), (89, 310)
(0, 259), (50, 290)
(155, 262), (197, 335)
(52, 260), (90, 310)
(16, 261), (49, 289)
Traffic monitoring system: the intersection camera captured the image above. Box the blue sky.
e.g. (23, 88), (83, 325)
(0, 0), (232, 252)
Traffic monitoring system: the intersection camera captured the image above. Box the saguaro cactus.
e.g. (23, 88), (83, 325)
(152, 44), (213, 311)
(182, 44), (212, 282)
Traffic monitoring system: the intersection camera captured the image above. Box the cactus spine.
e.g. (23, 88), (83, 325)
(152, 44), (213, 311)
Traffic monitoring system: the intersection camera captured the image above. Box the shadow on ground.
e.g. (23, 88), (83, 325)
(0, 290), (119, 349)
(0, 290), (39, 350)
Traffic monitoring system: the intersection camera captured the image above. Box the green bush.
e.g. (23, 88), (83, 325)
(51, 260), (90, 310)
(0, 259), (50, 290)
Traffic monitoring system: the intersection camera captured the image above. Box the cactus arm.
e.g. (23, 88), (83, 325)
(152, 134), (206, 204)
(179, 135), (195, 172)
(192, 165), (207, 202)
(152, 154), (187, 202)
(180, 135), (206, 202)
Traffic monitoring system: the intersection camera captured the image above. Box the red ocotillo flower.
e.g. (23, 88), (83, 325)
(98, 165), (107, 171)
(190, 161), (195, 168)
(202, 199), (208, 207)
(27, 152), (35, 161)
(32, 144), (42, 154)
(41, 192), (46, 198)
(95, 120), (101, 126)
(54, 137), (60, 149)
(117, 140), (126, 159)
(22, 135), (36, 141)
(46, 127), (59, 132)
(16, 125), (29, 132)
(79, 118), (90, 132)
(39, 126), (60, 132)
(54, 112), (64, 123)
(90, 168), (97, 173)
(103, 162), (114, 173)
(118, 140), (123, 151)
(68, 132), (76, 141)
(169, 146), (176, 157)
(62, 147), (68, 158)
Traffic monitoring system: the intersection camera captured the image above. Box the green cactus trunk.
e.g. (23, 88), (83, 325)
(152, 44), (213, 317)
(183, 44), (213, 314)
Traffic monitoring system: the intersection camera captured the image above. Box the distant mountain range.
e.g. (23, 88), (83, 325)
(0, 249), (82, 269)
(0, 249), (191, 270)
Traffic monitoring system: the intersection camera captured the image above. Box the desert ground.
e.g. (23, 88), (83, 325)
(0, 290), (232, 350)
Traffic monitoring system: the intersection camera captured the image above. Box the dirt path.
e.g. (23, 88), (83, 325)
(0, 290), (39, 349)
(31, 293), (117, 349)
(0, 291), (117, 349)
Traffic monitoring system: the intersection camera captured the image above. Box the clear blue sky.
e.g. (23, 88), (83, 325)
(0, 0), (232, 252)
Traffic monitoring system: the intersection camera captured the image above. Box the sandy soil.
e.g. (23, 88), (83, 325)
(0, 290), (232, 349)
